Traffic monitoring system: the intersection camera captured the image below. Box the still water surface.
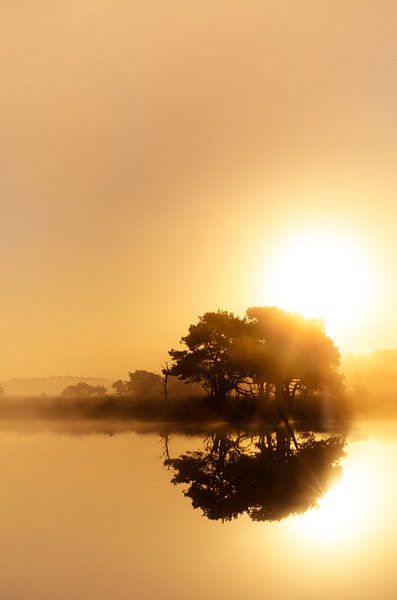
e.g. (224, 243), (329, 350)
(0, 420), (395, 599)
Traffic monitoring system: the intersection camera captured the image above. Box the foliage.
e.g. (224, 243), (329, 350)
(167, 306), (343, 415)
(60, 382), (107, 399)
(246, 306), (343, 410)
(112, 370), (162, 397)
(167, 311), (256, 403)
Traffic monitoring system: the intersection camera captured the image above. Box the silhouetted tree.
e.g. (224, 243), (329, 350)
(0, 383), (4, 397)
(246, 307), (343, 414)
(111, 379), (128, 395)
(165, 430), (345, 522)
(167, 307), (343, 416)
(61, 382), (107, 398)
(166, 311), (255, 404)
(160, 363), (169, 401)
(111, 370), (161, 398)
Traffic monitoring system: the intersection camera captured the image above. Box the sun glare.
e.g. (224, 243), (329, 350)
(296, 466), (371, 543)
(293, 441), (393, 547)
(292, 442), (384, 546)
(262, 229), (379, 343)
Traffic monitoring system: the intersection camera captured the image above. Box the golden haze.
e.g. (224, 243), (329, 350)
(1, 1), (396, 378)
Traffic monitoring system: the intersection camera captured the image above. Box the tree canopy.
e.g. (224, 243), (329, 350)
(112, 370), (162, 397)
(167, 306), (343, 415)
(246, 306), (342, 411)
(61, 382), (107, 399)
(167, 311), (254, 403)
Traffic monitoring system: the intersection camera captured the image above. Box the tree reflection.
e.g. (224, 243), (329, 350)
(164, 428), (346, 522)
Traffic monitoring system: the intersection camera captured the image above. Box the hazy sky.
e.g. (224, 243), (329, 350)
(1, 1), (397, 378)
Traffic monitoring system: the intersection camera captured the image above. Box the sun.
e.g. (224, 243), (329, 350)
(262, 228), (379, 344)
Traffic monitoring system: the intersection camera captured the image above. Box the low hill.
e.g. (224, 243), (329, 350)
(2, 376), (112, 397)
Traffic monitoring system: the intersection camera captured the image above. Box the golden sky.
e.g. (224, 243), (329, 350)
(1, 1), (397, 378)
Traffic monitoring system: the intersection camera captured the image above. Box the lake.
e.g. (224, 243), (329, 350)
(0, 419), (395, 599)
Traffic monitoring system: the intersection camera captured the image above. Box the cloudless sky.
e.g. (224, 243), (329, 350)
(1, 1), (397, 378)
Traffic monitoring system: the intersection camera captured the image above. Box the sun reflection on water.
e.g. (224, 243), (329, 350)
(292, 441), (384, 545)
